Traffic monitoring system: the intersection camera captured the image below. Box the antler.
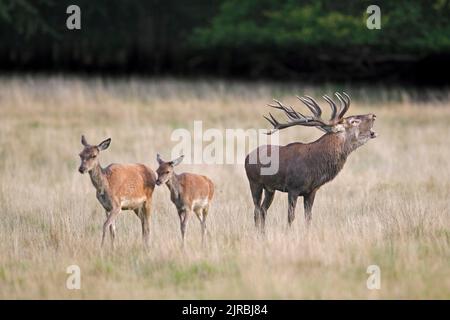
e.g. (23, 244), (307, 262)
(264, 92), (351, 135)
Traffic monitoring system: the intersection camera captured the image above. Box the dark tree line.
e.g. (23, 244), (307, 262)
(0, 0), (449, 83)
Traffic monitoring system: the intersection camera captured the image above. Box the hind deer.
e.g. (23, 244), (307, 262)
(155, 154), (214, 247)
(245, 92), (377, 231)
(78, 135), (156, 248)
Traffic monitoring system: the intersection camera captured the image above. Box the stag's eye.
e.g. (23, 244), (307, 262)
(165, 171), (170, 174)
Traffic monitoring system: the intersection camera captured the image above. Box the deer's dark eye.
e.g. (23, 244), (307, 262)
(166, 171), (170, 174)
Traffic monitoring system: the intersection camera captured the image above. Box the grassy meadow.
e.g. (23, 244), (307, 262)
(0, 76), (449, 299)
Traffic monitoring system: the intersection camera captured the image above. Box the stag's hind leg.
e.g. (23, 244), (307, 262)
(249, 181), (263, 230)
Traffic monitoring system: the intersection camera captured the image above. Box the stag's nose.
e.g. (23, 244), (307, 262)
(78, 167), (85, 174)
(372, 114), (376, 120)
(155, 180), (161, 186)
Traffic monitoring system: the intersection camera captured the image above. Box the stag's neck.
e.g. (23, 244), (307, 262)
(166, 173), (182, 201)
(322, 133), (352, 157)
(89, 163), (109, 194)
(313, 133), (352, 176)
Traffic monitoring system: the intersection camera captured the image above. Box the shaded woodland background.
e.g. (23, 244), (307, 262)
(0, 0), (449, 84)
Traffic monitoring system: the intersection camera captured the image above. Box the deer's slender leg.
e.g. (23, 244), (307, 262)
(260, 189), (275, 230)
(249, 182), (263, 230)
(303, 190), (317, 227)
(194, 206), (209, 247)
(179, 208), (190, 247)
(134, 207), (142, 226)
(201, 206), (209, 245)
(193, 207), (207, 246)
(105, 211), (116, 246)
(194, 208), (202, 222)
(102, 206), (120, 248)
(141, 200), (152, 248)
(287, 192), (299, 226)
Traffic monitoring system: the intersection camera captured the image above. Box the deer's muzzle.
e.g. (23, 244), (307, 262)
(370, 114), (377, 138)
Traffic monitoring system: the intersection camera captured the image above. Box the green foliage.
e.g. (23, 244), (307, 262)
(0, 0), (55, 38)
(192, 0), (450, 53)
(0, 0), (448, 79)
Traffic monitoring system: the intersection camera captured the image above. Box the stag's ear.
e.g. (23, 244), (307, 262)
(170, 155), (184, 167)
(98, 138), (111, 151)
(81, 135), (89, 146)
(156, 153), (164, 165)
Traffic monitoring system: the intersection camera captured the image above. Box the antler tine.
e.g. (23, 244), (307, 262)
(269, 100), (308, 121)
(263, 112), (307, 135)
(266, 101), (310, 125)
(287, 105), (304, 119)
(342, 92), (351, 103)
(268, 99), (293, 114)
(334, 92), (346, 118)
(298, 95), (322, 117)
(322, 95), (338, 121)
(336, 92), (351, 118)
(267, 100), (282, 109)
(288, 104), (311, 121)
(264, 94), (339, 134)
(263, 112), (279, 127)
(263, 113), (284, 135)
(303, 95), (323, 116)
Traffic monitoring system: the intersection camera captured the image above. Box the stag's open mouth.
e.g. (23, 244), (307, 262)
(369, 116), (377, 138)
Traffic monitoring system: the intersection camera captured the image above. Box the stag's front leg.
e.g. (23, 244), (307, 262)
(287, 192), (299, 226)
(249, 182), (263, 230)
(260, 189), (275, 230)
(303, 190), (317, 227)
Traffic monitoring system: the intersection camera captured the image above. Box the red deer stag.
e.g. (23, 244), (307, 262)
(155, 154), (214, 246)
(78, 136), (156, 248)
(245, 92), (377, 231)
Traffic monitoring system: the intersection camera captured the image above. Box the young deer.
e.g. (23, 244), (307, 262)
(78, 135), (156, 248)
(155, 154), (214, 246)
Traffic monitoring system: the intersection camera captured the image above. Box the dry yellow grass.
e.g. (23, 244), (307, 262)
(0, 76), (449, 299)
